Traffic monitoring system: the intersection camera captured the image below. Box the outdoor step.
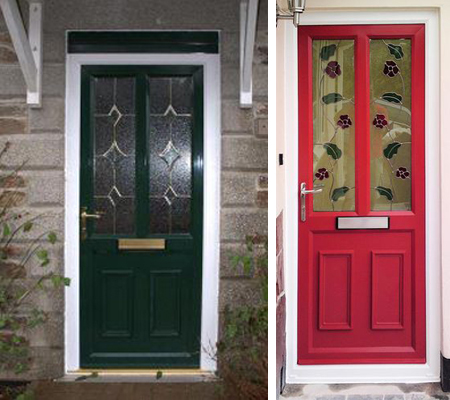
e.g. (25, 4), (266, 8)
(32, 380), (219, 400)
(281, 383), (448, 400)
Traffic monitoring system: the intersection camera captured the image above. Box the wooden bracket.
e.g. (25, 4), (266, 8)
(0, 0), (43, 107)
(240, 0), (259, 108)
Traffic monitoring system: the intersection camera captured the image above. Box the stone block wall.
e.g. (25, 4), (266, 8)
(220, 25), (268, 311)
(0, 0), (267, 379)
(0, 27), (65, 379)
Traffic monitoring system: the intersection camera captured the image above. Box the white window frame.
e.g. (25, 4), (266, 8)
(283, 10), (441, 383)
(64, 52), (221, 373)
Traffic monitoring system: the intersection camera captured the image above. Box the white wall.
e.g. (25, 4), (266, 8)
(278, 1), (447, 382)
(277, 21), (286, 216)
(301, 0), (450, 360)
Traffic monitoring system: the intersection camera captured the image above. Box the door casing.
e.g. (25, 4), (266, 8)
(64, 51), (221, 373)
(282, 10), (440, 383)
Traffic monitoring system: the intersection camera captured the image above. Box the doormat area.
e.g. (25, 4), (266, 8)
(281, 383), (448, 400)
(31, 380), (220, 400)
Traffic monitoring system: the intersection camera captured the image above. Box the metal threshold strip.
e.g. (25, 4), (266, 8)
(73, 368), (206, 375)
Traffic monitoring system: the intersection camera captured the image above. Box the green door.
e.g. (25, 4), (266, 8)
(79, 65), (203, 368)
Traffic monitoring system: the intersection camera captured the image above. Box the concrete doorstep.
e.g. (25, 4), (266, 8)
(31, 378), (220, 400)
(281, 383), (449, 400)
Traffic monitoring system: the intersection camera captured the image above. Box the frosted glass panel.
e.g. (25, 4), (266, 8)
(148, 77), (193, 234)
(370, 39), (411, 211)
(312, 40), (355, 212)
(93, 77), (136, 234)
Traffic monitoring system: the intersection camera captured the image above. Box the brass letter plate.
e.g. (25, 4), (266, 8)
(118, 238), (166, 250)
(337, 217), (389, 230)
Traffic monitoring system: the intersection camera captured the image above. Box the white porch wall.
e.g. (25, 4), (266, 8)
(296, 0), (450, 361)
(277, 21), (286, 216)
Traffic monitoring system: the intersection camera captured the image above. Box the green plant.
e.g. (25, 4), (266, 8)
(216, 234), (268, 400)
(0, 382), (33, 400)
(0, 143), (69, 375)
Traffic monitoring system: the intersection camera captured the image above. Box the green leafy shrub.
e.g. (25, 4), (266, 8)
(0, 382), (33, 400)
(0, 143), (69, 375)
(217, 234), (268, 400)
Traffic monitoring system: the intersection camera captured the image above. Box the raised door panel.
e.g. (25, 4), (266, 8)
(319, 251), (353, 330)
(100, 270), (134, 338)
(371, 251), (406, 330)
(149, 270), (182, 338)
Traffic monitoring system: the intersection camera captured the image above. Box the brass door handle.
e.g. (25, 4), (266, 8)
(81, 210), (103, 220)
(80, 207), (104, 240)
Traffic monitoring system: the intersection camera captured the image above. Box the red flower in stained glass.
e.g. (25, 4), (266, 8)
(396, 167), (410, 179)
(315, 168), (329, 180)
(324, 61), (342, 79)
(373, 114), (388, 129)
(337, 114), (352, 129)
(383, 60), (400, 77)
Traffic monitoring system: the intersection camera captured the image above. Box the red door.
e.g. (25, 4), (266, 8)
(298, 25), (425, 364)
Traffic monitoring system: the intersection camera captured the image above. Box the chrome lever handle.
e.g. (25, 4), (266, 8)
(300, 182), (323, 222)
(302, 187), (323, 195)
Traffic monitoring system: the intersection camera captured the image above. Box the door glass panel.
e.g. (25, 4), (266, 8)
(370, 39), (412, 211)
(312, 40), (356, 212)
(92, 77), (136, 234)
(148, 77), (193, 234)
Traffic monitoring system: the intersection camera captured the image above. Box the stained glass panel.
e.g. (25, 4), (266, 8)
(93, 77), (136, 234)
(312, 40), (356, 212)
(148, 77), (193, 234)
(370, 39), (411, 211)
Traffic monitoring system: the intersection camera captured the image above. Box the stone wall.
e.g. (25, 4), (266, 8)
(0, 0), (267, 379)
(0, 23), (65, 380)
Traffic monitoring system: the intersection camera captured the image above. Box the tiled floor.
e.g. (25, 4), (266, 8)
(281, 383), (449, 400)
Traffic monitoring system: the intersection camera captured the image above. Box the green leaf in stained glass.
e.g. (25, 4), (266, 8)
(381, 92), (403, 104)
(323, 142), (342, 160)
(331, 186), (350, 202)
(320, 44), (337, 61)
(383, 142), (402, 159)
(387, 43), (404, 60)
(375, 186), (394, 201)
(322, 93), (344, 104)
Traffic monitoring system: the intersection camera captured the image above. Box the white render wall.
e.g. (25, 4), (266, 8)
(278, 2), (446, 383)
(276, 21), (286, 217)
(292, 0), (450, 361)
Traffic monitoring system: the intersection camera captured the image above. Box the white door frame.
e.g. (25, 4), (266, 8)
(283, 9), (441, 383)
(64, 52), (221, 373)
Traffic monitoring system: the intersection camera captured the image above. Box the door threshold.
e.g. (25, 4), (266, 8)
(59, 369), (217, 383)
(73, 368), (206, 374)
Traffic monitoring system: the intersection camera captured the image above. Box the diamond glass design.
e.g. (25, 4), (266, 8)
(148, 77), (194, 234)
(164, 104), (177, 117)
(93, 77), (136, 235)
(108, 186), (122, 207)
(163, 186), (178, 206)
(159, 140), (181, 169)
(104, 143), (126, 163)
(108, 104), (123, 126)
